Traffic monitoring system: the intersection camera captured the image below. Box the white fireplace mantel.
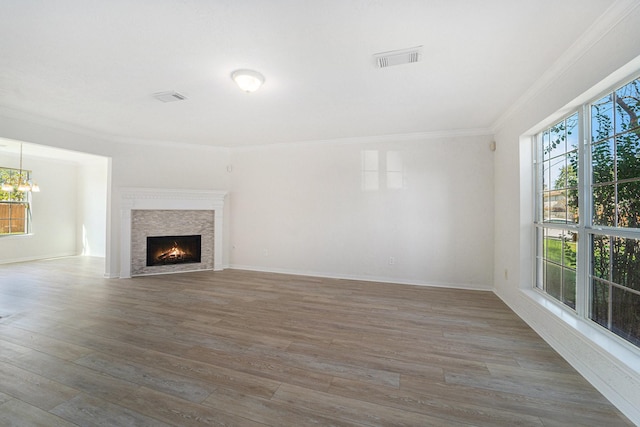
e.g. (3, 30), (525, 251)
(119, 188), (227, 278)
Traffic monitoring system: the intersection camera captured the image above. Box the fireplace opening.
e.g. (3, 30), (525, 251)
(146, 235), (202, 266)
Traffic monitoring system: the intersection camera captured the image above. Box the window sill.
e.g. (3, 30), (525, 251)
(521, 288), (640, 375)
(0, 233), (33, 240)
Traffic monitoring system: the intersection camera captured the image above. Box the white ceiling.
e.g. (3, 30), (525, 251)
(0, 0), (620, 148)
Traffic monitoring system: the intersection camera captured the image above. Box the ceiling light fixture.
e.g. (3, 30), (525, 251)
(231, 69), (265, 93)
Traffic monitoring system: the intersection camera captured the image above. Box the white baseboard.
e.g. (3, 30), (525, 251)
(227, 264), (492, 291)
(0, 252), (78, 265)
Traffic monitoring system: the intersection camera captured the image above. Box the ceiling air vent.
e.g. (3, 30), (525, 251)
(374, 46), (422, 68)
(153, 91), (188, 103)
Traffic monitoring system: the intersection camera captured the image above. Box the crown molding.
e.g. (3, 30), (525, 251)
(231, 127), (494, 152)
(1, 103), (492, 153)
(111, 136), (231, 153)
(491, 0), (640, 133)
(0, 104), (119, 143)
(0, 104), (230, 153)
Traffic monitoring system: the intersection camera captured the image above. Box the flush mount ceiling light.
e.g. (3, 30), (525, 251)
(231, 69), (265, 93)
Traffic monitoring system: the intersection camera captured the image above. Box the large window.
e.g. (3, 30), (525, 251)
(535, 75), (640, 348)
(0, 167), (32, 235)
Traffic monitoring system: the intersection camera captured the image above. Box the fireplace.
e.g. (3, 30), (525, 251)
(119, 188), (226, 278)
(147, 235), (202, 266)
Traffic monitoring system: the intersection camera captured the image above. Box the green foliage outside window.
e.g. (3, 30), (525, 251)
(537, 76), (640, 348)
(590, 77), (640, 347)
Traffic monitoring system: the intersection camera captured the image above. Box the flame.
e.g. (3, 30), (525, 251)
(157, 242), (187, 261)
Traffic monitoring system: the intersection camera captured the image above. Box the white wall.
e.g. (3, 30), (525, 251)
(493, 5), (640, 424)
(230, 135), (495, 289)
(0, 154), (78, 262)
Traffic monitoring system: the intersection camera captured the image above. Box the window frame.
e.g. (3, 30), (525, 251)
(0, 166), (33, 236)
(533, 72), (640, 351)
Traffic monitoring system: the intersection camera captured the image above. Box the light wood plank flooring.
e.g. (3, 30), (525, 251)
(0, 257), (633, 426)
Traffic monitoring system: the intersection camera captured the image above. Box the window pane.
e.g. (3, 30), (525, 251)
(536, 256), (544, 290)
(592, 139), (615, 184)
(535, 229), (544, 290)
(563, 267), (576, 309)
(617, 180), (640, 228)
(542, 159), (551, 191)
(0, 202), (27, 234)
(544, 229), (563, 263)
(563, 231), (578, 268)
(591, 279), (609, 328)
(547, 190), (567, 222)
(615, 78), (640, 134)
(611, 286), (640, 347)
(567, 188), (579, 224)
(543, 191), (551, 222)
(545, 261), (562, 300)
(591, 94), (614, 143)
(566, 113), (579, 151)
(13, 217), (26, 234)
(592, 235), (610, 280)
(616, 131), (640, 181)
(611, 236), (640, 291)
(566, 150), (579, 188)
(549, 155), (566, 190)
(593, 184), (615, 226)
(547, 121), (566, 159)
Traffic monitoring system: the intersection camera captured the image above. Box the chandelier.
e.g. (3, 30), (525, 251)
(1, 143), (40, 193)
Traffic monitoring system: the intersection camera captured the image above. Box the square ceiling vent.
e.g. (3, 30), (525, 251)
(374, 46), (422, 68)
(153, 91), (188, 102)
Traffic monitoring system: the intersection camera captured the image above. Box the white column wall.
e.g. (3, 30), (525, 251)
(77, 159), (108, 257)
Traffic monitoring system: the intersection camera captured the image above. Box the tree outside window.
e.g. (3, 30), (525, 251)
(535, 76), (640, 348)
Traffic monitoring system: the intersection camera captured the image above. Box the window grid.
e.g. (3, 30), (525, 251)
(535, 74), (640, 349)
(0, 167), (32, 235)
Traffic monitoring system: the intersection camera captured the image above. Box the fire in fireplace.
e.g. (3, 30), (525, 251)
(146, 235), (202, 266)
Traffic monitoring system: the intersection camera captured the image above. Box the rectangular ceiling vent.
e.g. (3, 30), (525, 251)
(153, 91), (188, 103)
(374, 46), (422, 68)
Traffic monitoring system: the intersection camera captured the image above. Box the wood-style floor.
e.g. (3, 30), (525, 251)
(0, 257), (633, 426)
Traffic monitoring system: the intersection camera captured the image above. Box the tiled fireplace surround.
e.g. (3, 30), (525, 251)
(119, 188), (226, 278)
